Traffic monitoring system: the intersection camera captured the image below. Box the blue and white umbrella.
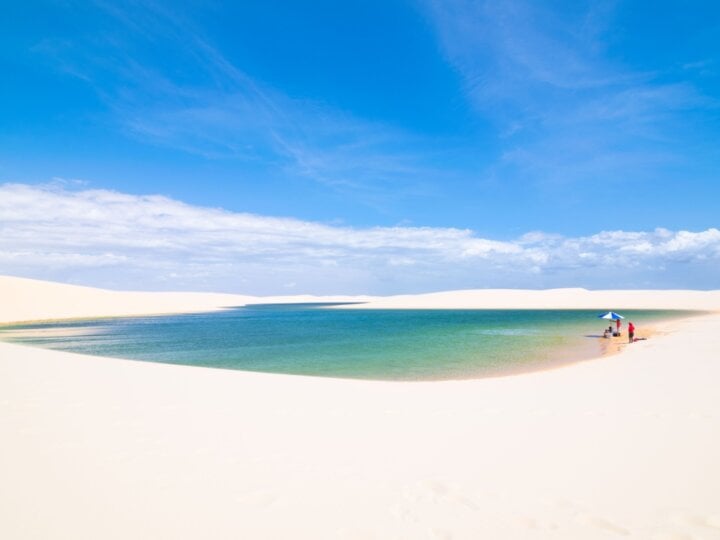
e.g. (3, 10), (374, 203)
(598, 311), (624, 321)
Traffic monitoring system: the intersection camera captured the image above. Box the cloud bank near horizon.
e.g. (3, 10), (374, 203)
(1, 183), (718, 294)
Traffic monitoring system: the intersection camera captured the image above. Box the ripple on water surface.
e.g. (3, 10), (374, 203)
(0, 306), (698, 380)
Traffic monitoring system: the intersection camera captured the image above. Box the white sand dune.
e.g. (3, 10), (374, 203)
(0, 275), (374, 324)
(2, 276), (720, 539)
(4, 276), (720, 325)
(337, 287), (720, 310)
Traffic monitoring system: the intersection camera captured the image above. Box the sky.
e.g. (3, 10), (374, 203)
(1, 0), (719, 294)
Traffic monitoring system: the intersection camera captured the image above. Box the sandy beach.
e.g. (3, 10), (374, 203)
(2, 276), (720, 539)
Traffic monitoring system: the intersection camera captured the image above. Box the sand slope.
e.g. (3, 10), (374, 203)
(338, 287), (720, 310)
(2, 276), (720, 539)
(0, 275), (373, 324)
(3, 276), (720, 325)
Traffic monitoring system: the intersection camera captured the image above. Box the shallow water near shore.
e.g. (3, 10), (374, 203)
(0, 306), (698, 380)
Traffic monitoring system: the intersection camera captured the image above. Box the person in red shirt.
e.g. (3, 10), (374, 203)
(628, 322), (635, 343)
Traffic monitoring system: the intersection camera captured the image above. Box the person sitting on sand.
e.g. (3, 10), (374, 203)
(628, 321), (635, 343)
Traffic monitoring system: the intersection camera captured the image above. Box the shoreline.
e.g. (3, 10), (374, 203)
(4, 275), (720, 325)
(0, 307), (705, 383)
(3, 313), (720, 538)
(3, 276), (720, 538)
(470, 310), (701, 381)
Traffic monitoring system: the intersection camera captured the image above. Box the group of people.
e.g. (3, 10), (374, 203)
(603, 319), (636, 343)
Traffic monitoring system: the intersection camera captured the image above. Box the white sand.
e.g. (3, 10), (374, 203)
(2, 276), (720, 539)
(0, 275), (374, 324)
(336, 287), (720, 310)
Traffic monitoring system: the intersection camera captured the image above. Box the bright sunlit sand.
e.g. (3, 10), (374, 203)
(2, 276), (720, 539)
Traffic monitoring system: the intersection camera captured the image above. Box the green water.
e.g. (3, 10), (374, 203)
(0, 306), (697, 380)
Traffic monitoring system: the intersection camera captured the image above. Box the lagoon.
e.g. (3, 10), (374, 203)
(0, 306), (693, 380)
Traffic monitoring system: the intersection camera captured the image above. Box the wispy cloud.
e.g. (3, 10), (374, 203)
(422, 0), (716, 187)
(1, 183), (718, 293)
(36, 1), (455, 211)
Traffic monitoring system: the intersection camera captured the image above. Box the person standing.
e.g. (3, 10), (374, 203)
(616, 318), (622, 336)
(628, 321), (635, 343)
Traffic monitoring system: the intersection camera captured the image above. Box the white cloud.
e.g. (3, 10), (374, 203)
(1, 183), (718, 293)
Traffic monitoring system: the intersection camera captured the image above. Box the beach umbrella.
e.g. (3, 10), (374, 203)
(598, 311), (624, 321)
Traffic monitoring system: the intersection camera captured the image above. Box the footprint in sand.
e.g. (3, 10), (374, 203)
(575, 513), (630, 536)
(390, 505), (419, 524)
(410, 479), (479, 510)
(670, 511), (713, 529)
(428, 528), (453, 539)
(650, 533), (694, 540)
(658, 511), (720, 539)
(518, 516), (541, 530)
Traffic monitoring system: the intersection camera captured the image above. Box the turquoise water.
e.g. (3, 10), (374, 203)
(0, 306), (697, 380)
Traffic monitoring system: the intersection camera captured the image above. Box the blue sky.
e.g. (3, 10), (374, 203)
(1, 1), (719, 293)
